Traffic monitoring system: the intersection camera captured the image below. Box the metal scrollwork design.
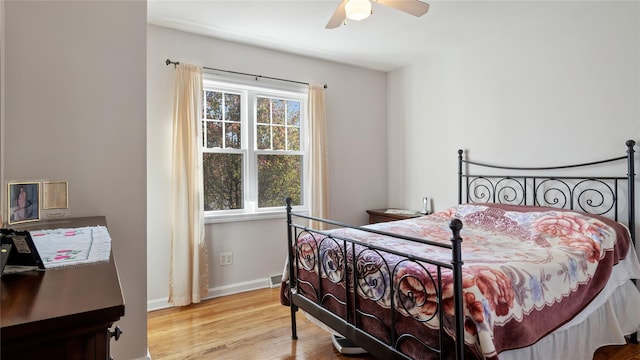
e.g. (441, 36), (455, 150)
(468, 177), (525, 205)
(535, 178), (571, 209)
(494, 178), (525, 205)
(467, 177), (493, 203)
(574, 179), (615, 215)
(355, 248), (390, 303)
(319, 237), (345, 284)
(394, 260), (439, 323)
(296, 231), (317, 271)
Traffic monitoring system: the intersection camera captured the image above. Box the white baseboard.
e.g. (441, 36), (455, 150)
(147, 278), (270, 312)
(207, 278), (269, 298)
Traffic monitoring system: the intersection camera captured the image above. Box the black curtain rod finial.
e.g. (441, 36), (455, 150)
(165, 58), (179, 68)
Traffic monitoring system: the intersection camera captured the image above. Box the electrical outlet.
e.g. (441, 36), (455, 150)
(220, 252), (233, 266)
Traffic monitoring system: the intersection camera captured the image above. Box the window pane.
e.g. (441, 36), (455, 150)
(206, 121), (223, 148)
(203, 153), (243, 210)
(206, 91), (222, 120)
(258, 155), (302, 207)
(287, 127), (300, 151)
(257, 124), (271, 150)
(257, 97), (270, 124)
(225, 93), (241, 121)
(202, 82), (307, 215)
(287, 101), (300, 126)
(272, 99), (285, 125)
(273, 125), (286, 150)
(225, 123), (241, 149)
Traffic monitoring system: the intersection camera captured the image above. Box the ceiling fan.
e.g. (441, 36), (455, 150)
(326, 0), (430, 29)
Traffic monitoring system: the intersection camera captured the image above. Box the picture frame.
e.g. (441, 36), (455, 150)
(7, 182), (40, 225)
(42, 181), (69, 210)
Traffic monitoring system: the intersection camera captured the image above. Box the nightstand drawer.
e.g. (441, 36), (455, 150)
(366, 209), (423, 224)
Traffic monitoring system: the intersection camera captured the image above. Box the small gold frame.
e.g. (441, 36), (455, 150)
(7, 182), (41, 225)
(42, 181), (69, 210)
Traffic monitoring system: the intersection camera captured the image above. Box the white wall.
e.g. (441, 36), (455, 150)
(388, 2), (640, 213)
(147, 25), (387, 308)
(3, 1), (147, 359)
(387, 0), (640, 296)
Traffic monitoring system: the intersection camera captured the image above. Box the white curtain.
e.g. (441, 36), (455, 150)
(308, 84), (329, 229)
(169, 63), (209, 306)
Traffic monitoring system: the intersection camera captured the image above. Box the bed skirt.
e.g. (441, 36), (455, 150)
(501, 279), (640, 360)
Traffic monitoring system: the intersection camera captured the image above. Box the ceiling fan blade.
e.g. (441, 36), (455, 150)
(326, 0), (348, 29)
(376, 0), (430, 17)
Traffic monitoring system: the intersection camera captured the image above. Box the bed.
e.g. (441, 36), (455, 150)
(281, 140), (640, 360)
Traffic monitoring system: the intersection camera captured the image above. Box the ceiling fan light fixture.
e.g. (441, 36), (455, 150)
(345, 0), (372, 21)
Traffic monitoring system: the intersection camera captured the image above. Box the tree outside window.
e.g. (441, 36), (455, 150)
(201, 81), (307, 214)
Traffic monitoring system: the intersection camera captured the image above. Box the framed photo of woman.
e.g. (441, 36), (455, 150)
(7, 182), (40, 225)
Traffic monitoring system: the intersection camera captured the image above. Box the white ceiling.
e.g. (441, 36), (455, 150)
(147, 0), (593, 72)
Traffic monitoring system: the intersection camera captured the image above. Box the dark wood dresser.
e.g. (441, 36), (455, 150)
(1, 216), (125, 360)
(366, 208), (424, 224)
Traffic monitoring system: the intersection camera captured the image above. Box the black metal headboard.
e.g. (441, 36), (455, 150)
(458, 140), (636, 245)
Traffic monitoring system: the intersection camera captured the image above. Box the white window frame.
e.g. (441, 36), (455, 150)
(202, 75), (310, 223)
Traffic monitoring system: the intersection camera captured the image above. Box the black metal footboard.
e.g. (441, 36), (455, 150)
(285, 198), (466, 360)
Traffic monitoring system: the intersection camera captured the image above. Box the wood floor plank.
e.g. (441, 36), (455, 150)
(148, 287), (638, 360)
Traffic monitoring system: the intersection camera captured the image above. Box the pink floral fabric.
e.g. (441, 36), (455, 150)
(291, 204), (632, 359)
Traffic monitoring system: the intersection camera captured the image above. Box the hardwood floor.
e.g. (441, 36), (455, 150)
(148, 287), (640, 360)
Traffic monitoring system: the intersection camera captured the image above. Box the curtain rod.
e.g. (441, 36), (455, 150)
(165, 59), (327, 89)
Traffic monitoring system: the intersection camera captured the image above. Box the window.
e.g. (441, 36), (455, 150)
(201, 78), (308, 219)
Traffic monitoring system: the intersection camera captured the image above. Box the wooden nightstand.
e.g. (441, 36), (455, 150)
(366, 208), (424, 224)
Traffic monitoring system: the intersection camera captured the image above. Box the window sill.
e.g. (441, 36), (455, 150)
(204, 208), (309, 224)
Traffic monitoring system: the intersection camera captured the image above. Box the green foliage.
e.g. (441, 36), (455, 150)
(203, 153), (243, 210)
(202, 92), (304, 211)
(205, 91), (222, 119)
(258, 155), (302, 207)
(224, 93), (240, 121)
(206, 121), (222, 148)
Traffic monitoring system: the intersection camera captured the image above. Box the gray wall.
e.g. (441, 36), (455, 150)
(2, 1), (147, 359)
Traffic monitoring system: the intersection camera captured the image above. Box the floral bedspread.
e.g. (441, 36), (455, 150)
(285, 204), (632, 359)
